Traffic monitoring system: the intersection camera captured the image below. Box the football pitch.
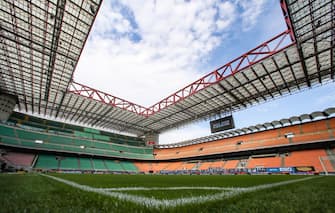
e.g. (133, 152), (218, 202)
(0, 173), (334, 212)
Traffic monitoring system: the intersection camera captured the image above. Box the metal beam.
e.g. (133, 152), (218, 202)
(68, 31), (293, 117)
(45, 0), (66, 100)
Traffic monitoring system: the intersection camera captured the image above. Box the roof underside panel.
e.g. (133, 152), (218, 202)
(0, 0), (334, 137)
(0, 0), (102, 117)
(139, 0), (334, 133)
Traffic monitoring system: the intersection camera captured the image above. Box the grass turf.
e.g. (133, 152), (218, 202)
(119, 189), (223, 200)
(50, 173), (305, 187)
(0, 173), (334, 212)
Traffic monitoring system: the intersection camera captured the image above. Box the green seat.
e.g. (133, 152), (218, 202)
(39, 143), (63, 150)
(93, 134), (110, 141)
(0, 137), (20, 145)
(60, 157), (79, 170)
(120, 161), (138, 172)
(16, 129), (49, 141)
(143, 148), (153, 154)
(141, 154), (155, 160)
(105, 160), (124, 171)
(93, 142), (111, 149)
(84, 127), (100, 134)
(127, 146), (145, 154)
(49, 135), (72, 145)
(73, 138), (92, 147)
(111, 144), (129, 152)
(105, 150), (122, 157)
(63, 145), (83, 153)
(35, 154), (59, 169)
(92, 159), (106, 170)
(0, 125), (16, 138)
(79, 158), (93, 170)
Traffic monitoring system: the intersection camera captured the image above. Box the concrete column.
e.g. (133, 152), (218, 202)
(0, 93), (17, 122)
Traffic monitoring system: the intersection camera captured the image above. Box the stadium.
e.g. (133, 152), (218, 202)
(0, 0), (334, 212)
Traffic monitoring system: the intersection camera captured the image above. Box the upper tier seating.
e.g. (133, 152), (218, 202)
(0, 112), (154, 160)
(134, 149), (335, 173)
(154, 118), (335, 160)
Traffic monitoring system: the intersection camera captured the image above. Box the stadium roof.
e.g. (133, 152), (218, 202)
(0, 0), (334, 136)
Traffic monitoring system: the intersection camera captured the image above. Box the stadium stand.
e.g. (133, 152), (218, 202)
(32, 153), (139, 173)
(198, 161), (214, 170)
(132, 148), (335, 174)
(60, 157), (79, 170)
(79, 158), (93, 170)
(181, 162), (197, 170)
(1, 152), (35, 167)
(120, 161), (138, 172)
(223, 160), (239, 169)
(35, 154), (59, 170)
(134, 162), (152, 173)
(284, 149), (334, 172)
(154, 116), (335, 160)
(247, 156), (282, 168)
(1, 109), (334, 174)
(105, 160), (125, 171)
(92, 158), (107, 170)
(0, 112), (154, 160)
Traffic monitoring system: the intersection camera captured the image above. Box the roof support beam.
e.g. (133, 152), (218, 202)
(283, 51), (300, 90)
(217, 83), (247, 108)
(260, 62), (282, 96)
(296, 45), (312, 87)
(250, 66), (274, 98)
(91, 107), (114, 126)
(308, 0), (322, 84)
(240, 71), (266, 101)
(45, 0), (66, 101)
(271, 58), (291, 93)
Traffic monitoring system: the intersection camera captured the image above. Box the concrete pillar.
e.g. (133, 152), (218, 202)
(0, 93), (18, 122)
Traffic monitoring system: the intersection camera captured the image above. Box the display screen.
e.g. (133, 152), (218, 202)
(210, 115), (235, 133)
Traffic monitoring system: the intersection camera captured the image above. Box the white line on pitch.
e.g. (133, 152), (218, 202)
(40, 174), (319, 208)
(102, 186), (241, 191)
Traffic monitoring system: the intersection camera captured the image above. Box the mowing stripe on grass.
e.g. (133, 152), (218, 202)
(41, 174), (319, 209)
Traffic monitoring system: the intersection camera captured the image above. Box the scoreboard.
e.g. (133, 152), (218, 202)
(210, 115), (235, 133)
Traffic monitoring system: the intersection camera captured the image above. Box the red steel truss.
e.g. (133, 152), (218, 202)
(68, 30), (294, 117)
(68, 81), (148, 115)
(280, 0), (296, 42)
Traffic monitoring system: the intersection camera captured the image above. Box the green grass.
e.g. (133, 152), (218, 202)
(121, 189), (222, 200)
(0, 173), (334, 213)
(50, 173), (304, 187)
(0, 174), (147, 213)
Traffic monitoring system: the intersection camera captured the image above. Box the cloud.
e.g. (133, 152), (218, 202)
(237, 0), (267, 31)
(74, 0), (277, 144)
(159, 123), (210, 145)
(75, 0), (238, 106)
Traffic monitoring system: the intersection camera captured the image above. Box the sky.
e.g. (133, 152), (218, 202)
(74, 0), (335, 144)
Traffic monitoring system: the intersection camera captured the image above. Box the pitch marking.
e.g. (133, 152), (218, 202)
(41, 174), (319, 208)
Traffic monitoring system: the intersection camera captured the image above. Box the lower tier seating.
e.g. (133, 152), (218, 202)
(134, 149), (335, 173)
(33, 154), (138, 172)
(0, 152), (35, 167)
